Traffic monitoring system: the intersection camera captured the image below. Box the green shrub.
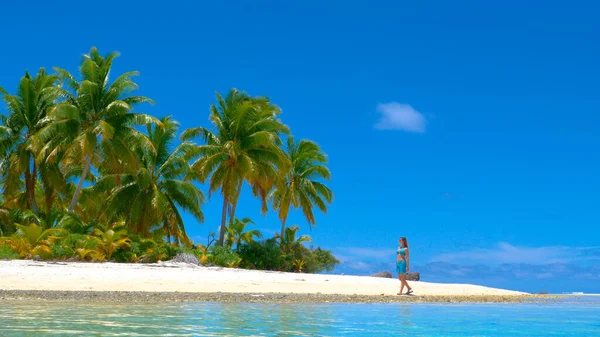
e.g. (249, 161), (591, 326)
(1, 228), (340, 272)
(209, 245), (241, 267)
(165, 243), (182, 260)
(127, 235), (145, 256)
(307, 247), (340, 273)
(140, 239), (168, 263)
(0, 242), (18, 259)
(112, 247), (136, 263)
(47, 233), (98, 260)
(50, 243), (74, 260)
(237, 239), (340, 273)
(103, 235), (156, 263)
(173, 245), (202, 259)
(61, 233), (98, 249)
(238, 239), (284, 270)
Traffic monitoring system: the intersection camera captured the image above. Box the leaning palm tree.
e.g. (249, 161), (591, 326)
(0, 69), (61, 217)
(275, 225), (312, 246)
(104, 116), (204, 243)
(181, 89), (289, 246)
(36, 47), (158, 213)
(225, 217), (263, 251)
(272, 136), (333, 238)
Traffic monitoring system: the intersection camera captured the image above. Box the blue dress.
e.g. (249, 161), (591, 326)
(396, 247), (407, 274)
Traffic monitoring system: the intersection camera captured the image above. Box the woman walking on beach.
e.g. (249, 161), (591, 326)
(397, 237), (413, 295)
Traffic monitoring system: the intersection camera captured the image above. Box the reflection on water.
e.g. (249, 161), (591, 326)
(0, 300), (598, 336)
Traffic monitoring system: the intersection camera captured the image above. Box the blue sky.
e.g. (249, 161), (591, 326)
(1, 1), (599, 293)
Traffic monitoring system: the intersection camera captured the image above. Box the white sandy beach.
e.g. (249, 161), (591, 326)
(0, 260), (524, 296)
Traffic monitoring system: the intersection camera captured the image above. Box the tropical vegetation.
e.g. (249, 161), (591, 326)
(0, 47), (337, 273)
(272, 136), (333, 238)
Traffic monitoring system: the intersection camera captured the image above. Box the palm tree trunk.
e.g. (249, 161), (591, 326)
(280, 218), (287, 242)
(217, 196), (229, 246)
(24, 158), (39, 222)
(43, 182), (53, 223)
(229, 200), (238, 226)
(228, 181), (242, 219)
(31, 160), (38, 216)
(24, 163), (33, 209)
(41, 169), (54, 226)
(227, 180), (243, 226)
(137, 210), (146, 234)
(43, 179), (52, 213)
(68, 155), (92, 212)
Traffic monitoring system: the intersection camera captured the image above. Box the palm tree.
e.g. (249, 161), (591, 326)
(36, 47), (158, 213)
(276, 225), (312, 246)
(15, 222), (64, 246)
(0, 202), (12, 235)
(104, 116), (204, 243)
(0, 69), (61, 217)
(181, 89), (289, 246)
(8, 222), (65, 258)
(92, 225), (130, 260)
(272, 136), (333, 238)
(225, 217), (263, 251)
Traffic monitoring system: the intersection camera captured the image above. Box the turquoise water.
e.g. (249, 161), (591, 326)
(0, 300), (598, 336)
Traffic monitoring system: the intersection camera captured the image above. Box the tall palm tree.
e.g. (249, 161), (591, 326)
(225, 217), (263, 251)
(272, 136), (333, 238)
(276, 225), (312, 246)
(104, 116), (204, 243)
(181, 89), (289, 246)
(36, 47), (158, 213)
(0, 69), (61, 217)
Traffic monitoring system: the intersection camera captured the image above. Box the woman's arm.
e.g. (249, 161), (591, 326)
(406, 248), (410, 272)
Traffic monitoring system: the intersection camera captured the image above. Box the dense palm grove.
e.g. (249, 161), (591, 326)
(0, 48), (338, 273)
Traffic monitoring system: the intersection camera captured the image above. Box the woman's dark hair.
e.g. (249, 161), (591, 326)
(399, 237), (408, 248)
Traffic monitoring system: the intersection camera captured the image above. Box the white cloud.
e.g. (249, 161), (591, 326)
(335, 247), (393, 261)
(374, 102), (426, 132)
(430, 242), (600, 265)
(328, 243), (600, 280)
(417, 261), (600, 282)
(330, 247), (396, 275)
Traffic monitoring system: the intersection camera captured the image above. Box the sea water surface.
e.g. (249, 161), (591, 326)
(0, 297), (598, 336)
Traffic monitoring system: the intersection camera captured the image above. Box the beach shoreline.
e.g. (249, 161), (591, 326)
(0, 290), (552, 304)
(0, 260), (526, 301)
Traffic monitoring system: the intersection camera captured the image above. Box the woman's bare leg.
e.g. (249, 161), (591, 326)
(399, 275), (413, 294)
(405, 279), (412, 293)
(398, 274), (405, 295)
